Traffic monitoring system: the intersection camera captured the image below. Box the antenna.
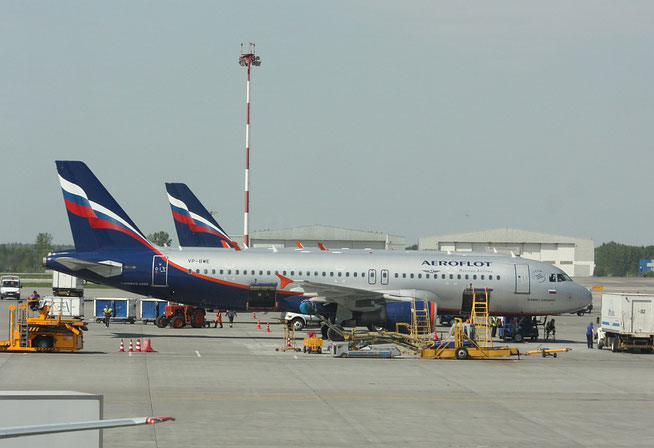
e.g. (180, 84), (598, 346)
(238, 43), (261, 248)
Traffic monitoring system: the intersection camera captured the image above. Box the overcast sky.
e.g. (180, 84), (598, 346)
(2, 1), (653, 247)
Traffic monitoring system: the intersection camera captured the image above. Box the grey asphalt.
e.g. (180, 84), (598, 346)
(0, 281), (653, 447)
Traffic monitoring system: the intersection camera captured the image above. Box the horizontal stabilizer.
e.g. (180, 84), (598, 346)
(55, 257), (123, 277)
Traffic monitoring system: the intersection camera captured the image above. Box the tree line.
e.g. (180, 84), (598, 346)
(594, 241), (654, 277)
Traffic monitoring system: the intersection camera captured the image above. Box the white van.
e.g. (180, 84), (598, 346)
(1, 276), (22, 300)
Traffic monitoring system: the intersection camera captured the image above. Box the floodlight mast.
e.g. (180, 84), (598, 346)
(238, 43), (261, 248)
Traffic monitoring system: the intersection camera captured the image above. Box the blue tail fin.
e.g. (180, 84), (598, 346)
(56, 161), (155, 252)
(165, 183), (236, 249)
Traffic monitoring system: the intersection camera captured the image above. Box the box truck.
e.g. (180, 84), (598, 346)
(599, 293), (654, 353)
(52, 271), (84, 297)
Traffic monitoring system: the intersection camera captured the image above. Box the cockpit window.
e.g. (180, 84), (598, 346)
(560, 273), (572, 281)
(549, 274), (557, 282)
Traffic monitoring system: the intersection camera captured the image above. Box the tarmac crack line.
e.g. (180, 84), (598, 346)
(143, 340), (159, 448)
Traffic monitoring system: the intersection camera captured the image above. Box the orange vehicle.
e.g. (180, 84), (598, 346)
(155, 304), (206, 328)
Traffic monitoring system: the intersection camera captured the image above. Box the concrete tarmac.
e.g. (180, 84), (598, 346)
(0, 284), (653, 447)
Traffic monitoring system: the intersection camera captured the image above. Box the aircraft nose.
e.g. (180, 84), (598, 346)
(576, 284), (593, 309)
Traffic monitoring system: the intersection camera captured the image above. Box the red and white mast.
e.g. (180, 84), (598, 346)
(238, 43), (261, 248)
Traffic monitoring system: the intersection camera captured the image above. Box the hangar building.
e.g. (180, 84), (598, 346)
(418, 228), (594, 277)
(247, 225), (405, 250)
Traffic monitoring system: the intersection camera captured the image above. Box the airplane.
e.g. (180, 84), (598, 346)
(165, 182), (326, 252)
(44, 161), (592, 340)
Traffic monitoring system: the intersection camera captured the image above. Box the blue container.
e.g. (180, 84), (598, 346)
(94, 298), (135, 320)
(141, 300), (167, 320)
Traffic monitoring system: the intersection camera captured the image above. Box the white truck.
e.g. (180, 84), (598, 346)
(599, 293), (654, 353)
(43, 295), (85, 318)
(0, 275), (21, 300)
(52, 271), (84, 297)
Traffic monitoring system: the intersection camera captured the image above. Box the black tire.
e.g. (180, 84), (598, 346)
(170, 315), (185, 329)
(190, 309), (205, 328)
(611, 337), (620, 353)
(289, 317), (305, 332)
(33, 336), (53, 348)
(320, 324), (329, 339)
(513, 333), (524, 343)
(128, 318), (135, 324)
(577, 311), (583, 316)
(366, 325), (385, 332)
(542, 351), (546, 358)
(455, 347), (468, 360)
(155, 316), (168, 328)
(327, 326), (345, 342)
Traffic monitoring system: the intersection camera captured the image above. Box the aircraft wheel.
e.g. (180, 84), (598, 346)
(513, 333), (524, 343)
(455, 347), (468, 360)
(155, 316), (168, 328)
(170, 316), (185, 329)
(327, 326), (344, 342)
(367, 325), (384, 332)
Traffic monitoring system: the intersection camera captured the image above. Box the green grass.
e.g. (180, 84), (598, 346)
(20, 282), (111, 289)
(1, 273), (51, 279)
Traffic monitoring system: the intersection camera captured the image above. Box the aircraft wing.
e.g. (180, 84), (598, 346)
(277, 274), (426, 312)
(0, 416), (174, 439)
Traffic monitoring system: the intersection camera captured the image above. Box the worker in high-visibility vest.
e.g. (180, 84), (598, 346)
(215, 310), (223, 328)
(103, 304), (113, 328)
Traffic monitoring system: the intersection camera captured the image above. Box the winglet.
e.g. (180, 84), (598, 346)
(145, 417), (176, 424)
(276, 273), (294, 289)
(318, 242), (326, 251)
(295, 241), (303, 248)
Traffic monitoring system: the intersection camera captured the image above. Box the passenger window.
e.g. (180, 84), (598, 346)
(465, 275), (469, 280)
(426, 274), (430, 279)
(418, 274), (422, 279)
(345, 272), (350, 277)
(442, 274), (445, 279)
(212, 269), (215, 274)
(338, 272), (342, 277)
(489, 275), (492, 280)
(252, 270), (255, 275)
(403, 273), (407, 278)
(322, 272), (326, 276)
(306, 272), (310, 277)
(235, 270), (239, 275)
(196, 269), (200, 274)
(362, 272), (365, 277)
(549, 274), (557, 282)
(473, 275), (477, 280)
(457, 274), (461, 280)
(410, 273), (414, 279)
(449, 274), (453, 279)
(354, 272), (358, 277)
(497, 275), (501, 280)
(314, 271), (318, 276)
(267, 271), (271, 275)
(283, 271), (287, 275)
(330, 272), (334, 277)
(291, 271), (295, 276)
(204, 269), (208, 274)
(188, 269), (191, 274)
(394, 273), (397, 278)
(480, 275), (484, 280)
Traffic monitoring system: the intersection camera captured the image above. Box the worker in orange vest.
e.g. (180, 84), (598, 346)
(215, 310), (223, 328)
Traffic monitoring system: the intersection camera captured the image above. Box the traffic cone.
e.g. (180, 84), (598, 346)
(252, 312), (257, 320)
(128, 339), (133, 352)
(142, 338), (155, 352)
(119, 339), (124, 352)
(266, 322), (270, 333)
(433, 331), (439, 341)
(256, 319), (261, 329)
(135, 339), (141, 352)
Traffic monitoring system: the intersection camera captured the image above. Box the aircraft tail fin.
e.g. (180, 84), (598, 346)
(165, 183), (237, 249)
(56, 161), (156, 252)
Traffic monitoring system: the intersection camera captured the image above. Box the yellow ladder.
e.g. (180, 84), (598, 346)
(411, 300), (431, 337)
(470, 288), (492, 349)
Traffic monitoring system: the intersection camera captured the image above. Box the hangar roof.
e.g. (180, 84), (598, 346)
(251, 224), (403, 242)
(420, 228), (592, 244)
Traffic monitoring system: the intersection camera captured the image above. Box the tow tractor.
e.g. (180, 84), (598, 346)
(155, 303), (206, 328)
(0, 301), (87, 352)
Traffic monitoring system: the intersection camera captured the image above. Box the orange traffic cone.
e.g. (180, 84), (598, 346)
(142, 338), (155, 352)
(256, 319), (261, 329)
(433, 331), (439, 341)
(128, 339), (133, 352)
(266, 322), (270, 333)
(252, 312), (257, 320)
(119, 339), (124, 352)
(135, 339), (141, 352)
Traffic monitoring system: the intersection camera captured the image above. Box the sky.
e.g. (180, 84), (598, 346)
(2, 1), (653, 247)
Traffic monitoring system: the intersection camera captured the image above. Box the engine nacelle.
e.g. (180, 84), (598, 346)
(342, 300), (437, 331)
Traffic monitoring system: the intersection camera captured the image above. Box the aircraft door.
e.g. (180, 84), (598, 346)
(152, 256), (168, 287)
(381, 269), (389, 285)
(368, 269), (377, 285)
(514, 264), (530, 294)
(631, 300), (650, 333)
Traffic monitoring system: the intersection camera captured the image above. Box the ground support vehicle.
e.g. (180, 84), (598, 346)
(599, 294), (654, 353)
(498, 316), (539, 342)
(0, 302), (87, 352)
(43, 296), (84, 318)
(52, 271), (83, 297)
(283, 312), (321, 331)
(1, 275), (21, 300)
(155, 304), (206, 328)
(303, 332), (323, 353)
(94, 298), (137, 324)
(140, 299), (168, 324)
